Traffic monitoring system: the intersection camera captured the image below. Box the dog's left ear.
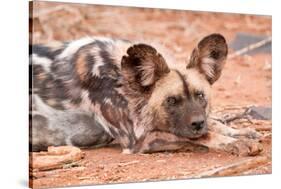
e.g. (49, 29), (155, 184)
(121, 44), (170, 92)
(187, 33), (228, 85)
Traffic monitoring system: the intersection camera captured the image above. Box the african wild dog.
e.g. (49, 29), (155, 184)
(30, 34), (262, 155)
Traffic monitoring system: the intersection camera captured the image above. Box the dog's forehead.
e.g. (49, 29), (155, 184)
(157, 69), (210, 94)
(155, 70), (185, 96)
(182, 68), (211, 94)
(148, 71), (182, 106)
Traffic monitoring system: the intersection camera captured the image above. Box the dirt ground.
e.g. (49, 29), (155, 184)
(30, 1), (272, 188)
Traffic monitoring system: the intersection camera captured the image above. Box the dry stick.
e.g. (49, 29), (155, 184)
(255, 126), (272, 132)
(211, 108), (252, 124)
(117, 160), (140, 167)
(228, 36), (272, 59)
(194, 156), (269, 178)
(212, 105), (251, 114)
(31, 146), (85, 171)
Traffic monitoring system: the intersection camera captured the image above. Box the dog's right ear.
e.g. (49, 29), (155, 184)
(121, 44), (170, 93)
(187, 34), (228, 85)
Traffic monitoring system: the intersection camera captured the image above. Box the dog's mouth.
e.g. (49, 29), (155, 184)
(172, 125), (208, 139)
(189, 130), (208, 140)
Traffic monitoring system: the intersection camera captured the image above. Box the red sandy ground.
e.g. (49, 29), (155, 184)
(30, 2), (272, 188)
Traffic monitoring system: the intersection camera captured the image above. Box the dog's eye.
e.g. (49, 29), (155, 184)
(195, 91), (205, 99)
(167, 96), (177, 105)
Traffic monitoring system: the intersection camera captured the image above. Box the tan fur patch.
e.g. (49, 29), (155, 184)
(149, 69), (210, 103)
(149, 70), (184, 107)
(46, 99), (58, 107)
(75, 52), (88, 81)
(185, 68), (212, 114)
(148, 67), (212, 118)
(36, 72), (47, 81)
(111, 40), (132, 66)
(46, 41), (65, 51)
(184, 68), (211, 98)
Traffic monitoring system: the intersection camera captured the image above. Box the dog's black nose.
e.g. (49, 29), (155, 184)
(192, 120), (205, 131)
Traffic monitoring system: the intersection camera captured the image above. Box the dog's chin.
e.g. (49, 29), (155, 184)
(189, 131), (208, 140)
(176, 128), (208, 139)
(186, 133), (206, 139)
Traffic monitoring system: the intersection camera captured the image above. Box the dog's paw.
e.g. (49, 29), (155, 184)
(242, 128), (262, 139)
(231, 128), (262, 140)
(122, 148), (133, 154)
(225, 139), (263, 156)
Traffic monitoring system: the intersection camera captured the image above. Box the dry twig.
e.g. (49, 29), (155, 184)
(194, 156), (269, 178)
(211, 108), (252, 124)
(229, 36), (272, 59)
(255, 125), (272, 132)
(117, 160), (140, 167)
(30, 146), (85, 171)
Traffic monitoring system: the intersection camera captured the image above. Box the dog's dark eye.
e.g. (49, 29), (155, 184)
(166, 96), (177, 106)
(195, 91), (205, 99)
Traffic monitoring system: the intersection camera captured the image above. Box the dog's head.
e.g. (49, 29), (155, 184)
(121, 34), (228, 139)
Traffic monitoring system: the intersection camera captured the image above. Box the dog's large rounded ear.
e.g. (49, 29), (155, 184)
(121, 44), (170, 91)
(187, 34), (228, 85)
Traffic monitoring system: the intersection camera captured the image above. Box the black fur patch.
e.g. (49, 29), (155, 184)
(175, 70), (190, 99)
(31, 44), (66, 60)
(210, 50), (221, 59)
(79, 40), (128, 109)
(32, 64), (68, 110)
(51, 57), (82, 106)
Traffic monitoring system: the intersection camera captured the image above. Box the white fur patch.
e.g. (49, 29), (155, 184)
(89, 46), (105, 77)
(79, 90), (92, 112)
(137, 61), (155, 86)
(91, 58), (104, 77)
(58, 37), (95, 59)
(94, 113), (113, 137)
(201, 57), (216, 78)
(134, 126), (145, 139)
(122, 149), (133, 154)
(103, 98), (113, 105)
(32, 54), (52, 72)
(32, 95), (56, 116)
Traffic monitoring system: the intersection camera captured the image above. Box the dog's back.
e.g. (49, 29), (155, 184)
(30, 37), (133, 151)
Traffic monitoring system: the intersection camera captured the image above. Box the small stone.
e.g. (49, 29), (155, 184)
(248, 106), (271, 120)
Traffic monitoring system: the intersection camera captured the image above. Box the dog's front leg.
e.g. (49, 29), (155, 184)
(194, 131), (263, 156)
(131, 131), (208, 154)
(208, 119), (262, 139)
